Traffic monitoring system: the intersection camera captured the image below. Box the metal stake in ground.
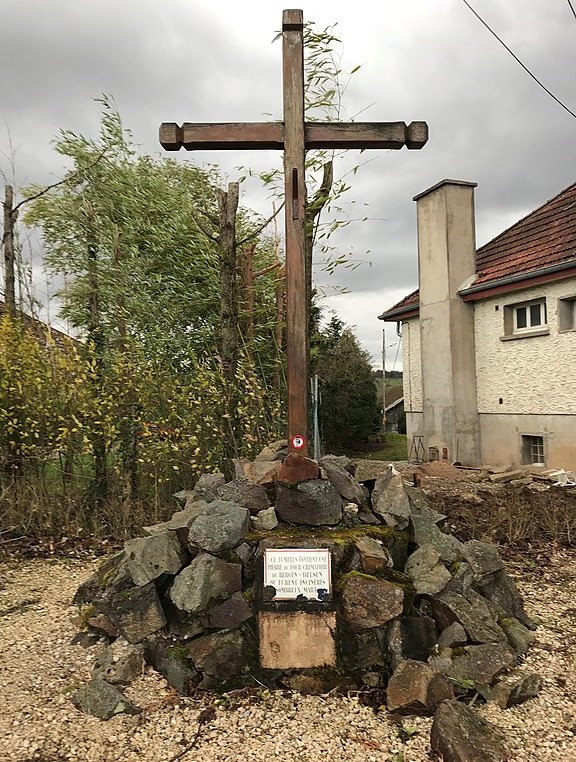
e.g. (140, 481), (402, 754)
(159, 9), (428, 456)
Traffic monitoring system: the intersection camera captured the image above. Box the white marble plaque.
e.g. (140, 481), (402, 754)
(263, 548), (332, 601)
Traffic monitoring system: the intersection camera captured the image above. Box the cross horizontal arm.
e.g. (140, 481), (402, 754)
(159, 121), (428, 151)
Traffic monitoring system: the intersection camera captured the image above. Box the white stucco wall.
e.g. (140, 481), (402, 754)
(474, 280), (576, 415)
(401, 318), (422, 413)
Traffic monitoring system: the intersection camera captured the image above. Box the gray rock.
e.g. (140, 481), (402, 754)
(429, 643), (517, 687)
(432, 590), (508, 644)
(438, 622), (468, 649)
(234, 542), (255, 566)
(500, 616), (536, 655)
(372, 469), (411, 529)
(167, 500), (210, 529)
(275, 481), (343, 526)
(71, 678), (139, 720)
(187, 500), (251, 553)
(405, 485), (447, 524)
(431, 700), (510, 762)
(172, 489), (194, 508)
(404, 544), (452, 595)
(362, 671), (382, 688)
(341, 575), (404, 631)
(319, 457), (366, 506)
(97, 580), (167, 644)
(354, 630), (387, 669)
(386, 615), (438, 670)
(124, 532), (187, 586)
(475, 569), (535, 630)
(444, 561), (475, 596)
(169, 552), (242, 614)
(255, 440), (288, 461)
(320, 454), (356, 476)
(70, 632), (103, 649)
(191, 472), (226, 502)
(387, 660), (454, 715)
(357, 506), (381, 525)
(200, 592), (253, 629)
(186, 629), (250, 680)
(73, 551), (130, 606)
(410, 515), (465, 564)
(251, 506), (279, 532)
(354, 536), (393, 574)
(462, 540), (505, 583)
(92, 638), (144, 685)
(241, 459), (281, 487)
(144, 637), (198, 695)
(486, 672), (543, 709)
(217, 478), (270, 515)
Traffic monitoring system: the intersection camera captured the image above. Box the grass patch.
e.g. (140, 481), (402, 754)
(348, 433), (408, 461)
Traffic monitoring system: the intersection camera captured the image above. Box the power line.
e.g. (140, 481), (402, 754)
(459, 0), (576, 121)
(566, 0), (576, 23)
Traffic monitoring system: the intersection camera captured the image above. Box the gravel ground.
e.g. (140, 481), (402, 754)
(1, 550), (576, 762)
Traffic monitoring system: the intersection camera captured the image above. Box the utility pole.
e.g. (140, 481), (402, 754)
(382, 328), (386, 431)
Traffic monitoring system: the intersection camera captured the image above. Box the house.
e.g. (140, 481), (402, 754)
(378, 179), (576, 471)
(384, 385), (405, 433)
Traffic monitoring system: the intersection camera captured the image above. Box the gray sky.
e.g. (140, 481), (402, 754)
(1, 0), (575, 368)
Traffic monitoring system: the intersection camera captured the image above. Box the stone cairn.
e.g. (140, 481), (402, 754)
(71, 441), (541, 751)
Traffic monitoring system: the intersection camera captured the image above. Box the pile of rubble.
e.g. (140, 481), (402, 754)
(70, 443), (542, 758)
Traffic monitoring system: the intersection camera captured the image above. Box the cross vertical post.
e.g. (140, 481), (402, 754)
(159, 8), (428, 462)
(282, 9), (309, 455)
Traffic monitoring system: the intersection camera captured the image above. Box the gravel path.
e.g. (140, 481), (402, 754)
(1, 550), (576, 762)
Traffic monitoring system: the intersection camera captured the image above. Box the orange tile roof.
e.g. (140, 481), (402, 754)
(379, 181), (576, 320)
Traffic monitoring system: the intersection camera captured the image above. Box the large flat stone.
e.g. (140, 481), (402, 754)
(275, 481), (343, 526)
(341, 575), (404, 631)
(258, 610), (337, 669)
(169, 553), (242, 614)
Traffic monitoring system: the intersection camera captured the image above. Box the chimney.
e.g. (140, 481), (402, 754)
(414, 179), (481, 465)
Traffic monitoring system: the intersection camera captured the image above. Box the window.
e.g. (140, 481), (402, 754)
(522, 435), (545, 466)
(558, 296), (576, 332)
(502, 298), (548, 339)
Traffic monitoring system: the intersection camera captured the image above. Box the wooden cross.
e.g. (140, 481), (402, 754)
(160, 9), (428, 457)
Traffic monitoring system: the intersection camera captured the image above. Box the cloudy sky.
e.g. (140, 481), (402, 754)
(1, 0), (575, 368)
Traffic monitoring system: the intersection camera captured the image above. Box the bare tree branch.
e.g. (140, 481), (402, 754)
(11, 149), (108, 215)
(237, 201), (285, 246)
(190, 208), (219, 243)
